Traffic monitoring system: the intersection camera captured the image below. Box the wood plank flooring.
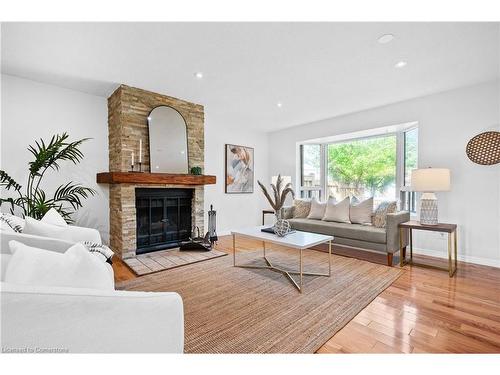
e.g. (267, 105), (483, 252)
(113, 235), (500, 353)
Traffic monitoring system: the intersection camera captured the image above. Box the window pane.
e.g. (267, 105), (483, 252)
(404, 128), (418, 185)
(301, 144), (321, 187)
(327, 135), (396, 205)
(301, 144), (321, 199)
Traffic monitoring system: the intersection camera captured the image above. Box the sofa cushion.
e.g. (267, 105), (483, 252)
(323, 196), (350, 223)
(372, 201), (397, 228)
(292, 199), (311, 218)
(5, 240), (113, 290)
(289, 218), (387, 244)
(350, 197), (373, 225)
(307, 198), (326, 220)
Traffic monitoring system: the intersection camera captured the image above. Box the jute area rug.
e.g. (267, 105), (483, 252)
(117, 246), (402, 353)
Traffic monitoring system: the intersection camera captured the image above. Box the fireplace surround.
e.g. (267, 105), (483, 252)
(98, 85), (215, 259)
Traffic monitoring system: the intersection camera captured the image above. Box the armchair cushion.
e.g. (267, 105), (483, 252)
(23, 216), (101, 244)
(1, 283), (183, 353)
(5, 241), (113, 290)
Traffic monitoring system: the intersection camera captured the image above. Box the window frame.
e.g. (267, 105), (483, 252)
(297, 123), (418, 206)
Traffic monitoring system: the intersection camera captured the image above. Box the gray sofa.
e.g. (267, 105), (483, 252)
(281, 207), (409, 266)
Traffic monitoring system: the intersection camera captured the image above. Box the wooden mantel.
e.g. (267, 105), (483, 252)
(96, 172), (216, 186)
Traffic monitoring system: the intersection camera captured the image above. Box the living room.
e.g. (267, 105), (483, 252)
(1, 1), (499, 373)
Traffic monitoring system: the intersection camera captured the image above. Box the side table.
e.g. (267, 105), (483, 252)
(398, 220), (458, 277)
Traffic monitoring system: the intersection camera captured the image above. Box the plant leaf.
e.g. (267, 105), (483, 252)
(0, 170), (22, 191)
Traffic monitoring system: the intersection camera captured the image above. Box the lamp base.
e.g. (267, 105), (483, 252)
(419, 192), (439, 226)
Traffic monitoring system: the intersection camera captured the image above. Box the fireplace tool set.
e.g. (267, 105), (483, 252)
(180, 205), (218, 251)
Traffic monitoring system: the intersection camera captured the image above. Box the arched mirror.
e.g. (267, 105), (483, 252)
(148, 106), (188, 173)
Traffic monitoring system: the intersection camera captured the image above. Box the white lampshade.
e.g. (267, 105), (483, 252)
(411, 168), (451, 192)
(271, 175), (292, 186)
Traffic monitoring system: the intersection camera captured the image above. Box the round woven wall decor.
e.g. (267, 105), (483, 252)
(466, 131), (500, 165)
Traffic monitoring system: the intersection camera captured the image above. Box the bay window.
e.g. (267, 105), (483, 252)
(298, 123), (418, 209)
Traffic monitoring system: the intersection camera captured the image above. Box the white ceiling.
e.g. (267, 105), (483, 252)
(2, 22), (499, 132)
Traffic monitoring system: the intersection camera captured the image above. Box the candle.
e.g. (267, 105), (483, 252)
(131, 151), (135, 166)
(139, 139), (142, 163)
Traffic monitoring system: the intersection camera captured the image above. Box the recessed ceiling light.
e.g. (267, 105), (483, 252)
(394, 61), (407, 68)
(194, 72), (203, 79)
(277, 102), (283, 108)
(378, 34), (394, 44)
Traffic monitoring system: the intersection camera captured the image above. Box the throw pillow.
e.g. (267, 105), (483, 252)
(0, 213), (24, 233)
(23, 216), (101, 244)
(293, 199), (311, 218)
(307, 197), (327, 220)
(5, 240), (113, 290)
(41, 208), (68, 227)
(350, 197), (373, 225)
(323, 196), (351, 223)
(372, 201), (397, 228)
(82, 241), (114, 264)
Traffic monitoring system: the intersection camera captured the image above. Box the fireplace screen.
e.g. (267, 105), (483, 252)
(136, 188), (193, 254)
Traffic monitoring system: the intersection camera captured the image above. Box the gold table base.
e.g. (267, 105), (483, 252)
(399, 227), (458, 277)
(233, 235), (332, 293)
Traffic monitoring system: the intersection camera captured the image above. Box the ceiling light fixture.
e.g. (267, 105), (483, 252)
(394, 61), (407, 68)
(194, 72), (203, 79)
(378, 34), (394, 44)
(276, 102), (283, 108)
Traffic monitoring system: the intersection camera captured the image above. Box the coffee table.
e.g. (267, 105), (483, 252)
(231, 226), (334, 293)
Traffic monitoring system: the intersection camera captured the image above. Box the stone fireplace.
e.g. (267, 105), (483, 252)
(98, 85), (214, 259)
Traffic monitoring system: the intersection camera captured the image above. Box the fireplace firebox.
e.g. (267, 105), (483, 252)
(135, 188), (193, 254)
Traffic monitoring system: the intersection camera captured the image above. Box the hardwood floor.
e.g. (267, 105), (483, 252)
(113, 235), (500, 354)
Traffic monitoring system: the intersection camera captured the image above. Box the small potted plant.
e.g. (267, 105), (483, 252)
(190, 166), (202, 175)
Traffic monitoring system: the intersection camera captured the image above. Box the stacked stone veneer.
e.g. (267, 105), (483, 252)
(108, 85), (205, 259)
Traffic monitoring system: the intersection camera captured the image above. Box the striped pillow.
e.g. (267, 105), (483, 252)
(81, 241), (114, 264)
(0, 213), (24, 233)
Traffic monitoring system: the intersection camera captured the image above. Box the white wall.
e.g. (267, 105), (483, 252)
(1, 74), (271, 243)
(1, 74), (110, 242)
(268, 80), (500, 267)
(204, 120), (269, 235)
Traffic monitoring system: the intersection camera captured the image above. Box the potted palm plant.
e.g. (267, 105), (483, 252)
(0, 133), (96, 223)
(257, 174), (295, 236)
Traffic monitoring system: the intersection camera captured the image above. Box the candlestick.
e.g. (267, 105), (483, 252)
(139, 139), (142, 163)
(131, 151), (135, 166)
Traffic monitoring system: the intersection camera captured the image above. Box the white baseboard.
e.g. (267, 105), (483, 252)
(218, 232), (500, 268)
(411, 246), (500, 268)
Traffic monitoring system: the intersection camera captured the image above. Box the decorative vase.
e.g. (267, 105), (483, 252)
(273, 211), (291, 237)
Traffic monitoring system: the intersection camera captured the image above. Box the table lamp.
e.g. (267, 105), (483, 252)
(411, 168), (451, 225)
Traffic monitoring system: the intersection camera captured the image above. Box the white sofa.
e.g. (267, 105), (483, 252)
(1, 228), (184, 353)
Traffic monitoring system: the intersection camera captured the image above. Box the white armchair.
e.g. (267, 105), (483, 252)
(0, 226), (184, 353)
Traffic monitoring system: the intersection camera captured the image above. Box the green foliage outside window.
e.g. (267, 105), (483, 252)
(327, 136), (396, 197)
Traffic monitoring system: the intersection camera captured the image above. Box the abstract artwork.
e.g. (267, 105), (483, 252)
(225, 144), (254, 193)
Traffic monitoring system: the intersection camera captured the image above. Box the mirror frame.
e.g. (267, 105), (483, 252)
(147, 105), (189, 174)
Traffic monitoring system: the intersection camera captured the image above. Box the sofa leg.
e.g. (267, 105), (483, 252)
(387, 253), (393, 266)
